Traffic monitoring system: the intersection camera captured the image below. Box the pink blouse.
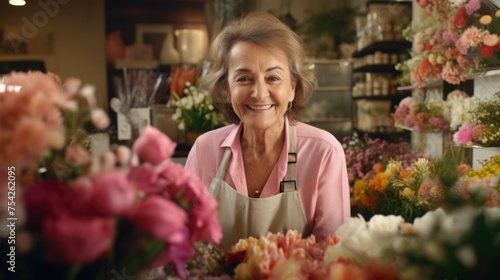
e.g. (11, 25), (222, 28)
(184, 119), (351, 241)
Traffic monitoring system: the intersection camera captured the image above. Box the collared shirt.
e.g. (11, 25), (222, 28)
(184, 119), (351, 241)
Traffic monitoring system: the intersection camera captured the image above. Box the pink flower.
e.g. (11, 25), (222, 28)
(454, 125), (474, 145)
(471, 124), (488, 141)
(127, 196), (188, 244)
(91, 170), (136, 215)
(43, 217), (115, 263)
(132, 126), (176, 165)
(155, 162), (222, 243)
(465, 0), (481, 15)
(151, 233), (194, 279)
(24, 180), (94, 229)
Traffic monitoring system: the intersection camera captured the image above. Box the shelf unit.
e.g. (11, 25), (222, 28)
(304, 59), (353, 140)
(351, 39), (412, 139)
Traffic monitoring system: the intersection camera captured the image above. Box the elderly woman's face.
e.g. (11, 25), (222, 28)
(226, 41), (296, 131)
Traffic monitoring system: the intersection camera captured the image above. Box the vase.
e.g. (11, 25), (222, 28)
(185, 131), (202, 146)
(159, 32), (180, 65)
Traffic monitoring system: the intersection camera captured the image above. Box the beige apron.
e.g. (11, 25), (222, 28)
(209, 125), (310, 251)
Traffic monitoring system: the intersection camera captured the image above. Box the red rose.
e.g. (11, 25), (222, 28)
(453, 7), (468, 29)
(480, 43), (500, 58)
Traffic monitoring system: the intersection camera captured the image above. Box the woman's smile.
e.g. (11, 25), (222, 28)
(246, 104), (274, 111)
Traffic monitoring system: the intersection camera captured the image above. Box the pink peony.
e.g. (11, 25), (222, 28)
(155, 162), (222, 243)
(91, 170), (136, 215)
(132, 126), (176, 165)
(454, 125), (474, 145)
(43, 216), (115, 263)
(127, 196), (188, 244)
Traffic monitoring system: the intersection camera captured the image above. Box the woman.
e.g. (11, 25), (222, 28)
(185, 11), (350, 250)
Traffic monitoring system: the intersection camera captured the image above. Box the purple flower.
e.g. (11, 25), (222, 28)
(465, 0), (481, 15)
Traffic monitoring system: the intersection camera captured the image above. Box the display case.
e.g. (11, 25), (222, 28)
(304, 59), (353, 140)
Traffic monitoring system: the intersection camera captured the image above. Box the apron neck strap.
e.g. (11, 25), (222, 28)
(281, 124), (297, 192)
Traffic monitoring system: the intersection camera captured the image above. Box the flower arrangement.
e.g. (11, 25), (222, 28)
(224, 230), (398, 280)
(342, 133), (427, 186)
(0, 71), (109, 186)
(452, 90), (500, 146)
(168, 81), (222, 133)
(0, 71), (222, 279)
(402, 0), (500, 87)
(393, 96), (450, 132)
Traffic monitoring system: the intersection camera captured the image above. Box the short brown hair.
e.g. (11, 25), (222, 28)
(203, 10), (317, 124)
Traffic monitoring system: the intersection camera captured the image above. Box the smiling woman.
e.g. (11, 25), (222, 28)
(184, 10), (351, 251)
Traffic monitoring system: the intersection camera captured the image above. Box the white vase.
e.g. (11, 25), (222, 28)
(175, 29), (205, 64)
(159, 32), (179, 65)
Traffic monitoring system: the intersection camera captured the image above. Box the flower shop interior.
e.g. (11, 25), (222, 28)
(1, 0), (500, 279)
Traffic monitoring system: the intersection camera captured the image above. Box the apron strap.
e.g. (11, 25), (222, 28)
(216, 148), (232, 180)
(280, 124), (297, 192)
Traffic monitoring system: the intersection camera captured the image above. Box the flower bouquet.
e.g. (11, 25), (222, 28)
(452, 90), (500, 147)
(168, 81), (222, 133)
(393, 96), (450, 132)
(402, 0), (500, 87)
(0, 71), (222, 280)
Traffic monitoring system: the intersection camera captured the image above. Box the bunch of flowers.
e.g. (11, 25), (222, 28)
(168, 81), (222, 133)
(452, 90), (500, 146)
(342, 133), (427, 186)
(222, 230), (398, 280)
(403, 0), (500, 87)
(0, 71), (222, 279)
(351, 149), (481, 222)
(393, 96), (450, 132)
(12, 126), (222, 279)
(0, 71), (109, 186)
(394, 206), (500, 280)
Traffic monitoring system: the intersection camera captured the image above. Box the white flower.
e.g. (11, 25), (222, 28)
(413, 208), (446, 239)
(455, 245), (476, 268)
(449, 0), (467, 7)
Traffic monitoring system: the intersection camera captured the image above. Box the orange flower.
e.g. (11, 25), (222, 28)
(399, 169), (413, 179)
(373, 162), (385, 173)
(371, 172), (390, 192)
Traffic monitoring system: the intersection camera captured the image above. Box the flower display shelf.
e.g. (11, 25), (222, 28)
(454, 144), (500, 150)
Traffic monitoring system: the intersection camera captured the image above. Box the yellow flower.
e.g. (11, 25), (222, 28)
(428, 53), (437, 65)
(401, 187), (415, 198)
(480, 15), (493, 25)
(495, 10), (500, 18)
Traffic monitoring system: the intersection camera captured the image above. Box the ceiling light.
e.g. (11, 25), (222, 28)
(9, 0), (26, 6)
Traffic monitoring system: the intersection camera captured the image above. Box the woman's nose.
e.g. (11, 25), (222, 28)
(251, 79), (268, 99)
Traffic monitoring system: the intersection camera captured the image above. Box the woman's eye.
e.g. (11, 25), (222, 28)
(236, 76), (252, 82)
(267, 76), (280, 82)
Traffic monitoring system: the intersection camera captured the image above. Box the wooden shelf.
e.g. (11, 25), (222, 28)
(353, 64), (398, 73)
(352, 93), (410, 101)
(352, 40), (412, 58)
